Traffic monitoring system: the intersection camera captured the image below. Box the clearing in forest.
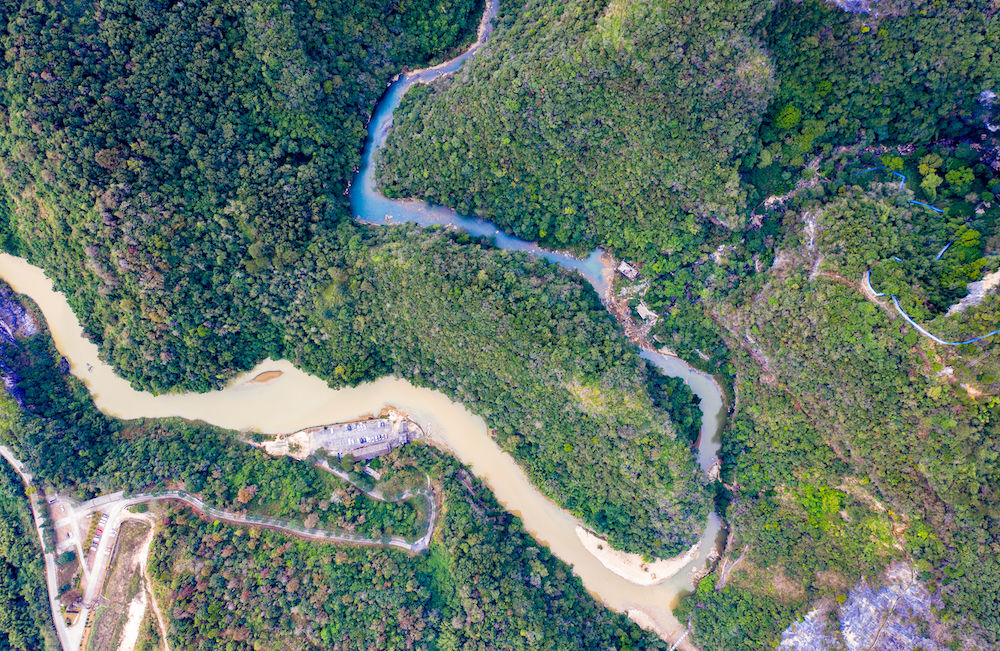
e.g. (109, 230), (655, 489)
(86, 520), (152, 651)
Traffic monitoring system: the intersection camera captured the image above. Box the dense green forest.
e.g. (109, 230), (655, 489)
(680, 270), (1000, 648)
(645, 365), (702, 446)
(379, 0), (774, 267)
(755, 0), (998, 168)
(0, 262), (708, 560)
(932, 290), (1000, 392)
(0, 462), (57, 650)
(0, 0), (999, 647)
(673, 159), (999, 647)
(286, 228), (710, 555)
(378, 0), (999, 379)
(0, 0), (482, 393)
(0, 286), (425, 541)
(801, 148), (997, 320)
(375, 0), (1000, 646)
(0, 0), (710, 557)
(149, 447), (669, 650)
(0, 285), (672, 650)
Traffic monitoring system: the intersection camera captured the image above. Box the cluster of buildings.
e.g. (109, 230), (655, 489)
(616, 261), (657, 322)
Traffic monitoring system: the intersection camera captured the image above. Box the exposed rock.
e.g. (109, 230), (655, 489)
(945, 269), (1000, 316)
(839, 563), (943, 650)
(829, 0), (879, 13)
(980, 90), (999, 133)
(779, 606), (844, 650)
(0, 285), (37, 337)
(780, 562), (966, 651)
(0, 285), (35, 407)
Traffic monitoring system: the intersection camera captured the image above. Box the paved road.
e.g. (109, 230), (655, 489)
(318, 460), (437, 552)
(78, 489), (434, 552)
(0, 446), (75, 651)
(74, 486), (438, 628)
(2, 447), (439, 651)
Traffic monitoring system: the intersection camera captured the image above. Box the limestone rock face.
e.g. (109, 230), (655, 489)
(780, 562), (965, 651)
(829, 0), (878, 12)
(0, 284), (38, 407)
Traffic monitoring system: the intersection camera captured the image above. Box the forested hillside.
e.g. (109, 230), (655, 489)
(375, 0), (1000, 646)
(287, 227), (710, 555)
(378, 0), (998, 373)
(0, 0), (481, 392)
(680, 252), (1000, 648)
(1, 267), (708, 560)
(1, 0), (998, 647)
(758, 0), (997, 157)
(149, 448), (670, 650)
(0, 287), (426, 540)
(380, 0), (775, 269)
(673, 150), (1000, 647)
(0, 462), (56, 650)
(0, 0), (709, 557)
(0, 284), (672, 650)
(746, 0), (1000, 212)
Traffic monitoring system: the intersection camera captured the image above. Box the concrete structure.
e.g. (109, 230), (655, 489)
(311, 417), (412, 460)
(616, 261), (640, 281)
(261, 411), (420, 461)
(636, 302), (657, 321)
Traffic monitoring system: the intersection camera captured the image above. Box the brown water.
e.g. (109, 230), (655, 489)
(0, 252), (723, 643)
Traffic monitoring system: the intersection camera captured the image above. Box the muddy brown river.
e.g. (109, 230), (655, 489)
(0, 252), (724, 644)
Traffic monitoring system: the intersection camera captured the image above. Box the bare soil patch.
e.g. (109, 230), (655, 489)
(87, 520), (151, 651)
(133, 608), (163, 651)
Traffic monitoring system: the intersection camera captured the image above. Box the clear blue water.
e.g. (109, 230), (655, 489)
(348, 0), (608, 294)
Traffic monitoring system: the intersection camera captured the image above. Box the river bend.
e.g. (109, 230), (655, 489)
(0, 0), (727, 643)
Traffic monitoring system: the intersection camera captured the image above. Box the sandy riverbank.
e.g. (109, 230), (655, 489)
(248, 370), (283, 384)
(576, 526), (699, 587)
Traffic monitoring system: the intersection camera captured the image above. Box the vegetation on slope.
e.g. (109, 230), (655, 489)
(0, 0), (481, 392)
(0, 285), (425, 540)
(288, 227), (711, 556)
(679, 173), (1000, 647)
(0, 286), (676, 649)
(379, 0), (775, 267)
(378, 0), (999, 386)
(0, 462), (57, 650)
(3, 0), (997, 645)
(0, 0), (709, 557)
(2, 255), (709, 558)
(149, 447), (670, 650)
(758, 0), (997, 156)
(376, 0), (1000, 643)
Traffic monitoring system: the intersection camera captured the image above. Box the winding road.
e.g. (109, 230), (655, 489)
(70, 488), (436, 555)
(2, 444), (437, 651)
(0, 446), (74, 651)
(856, 165), (999, 345)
